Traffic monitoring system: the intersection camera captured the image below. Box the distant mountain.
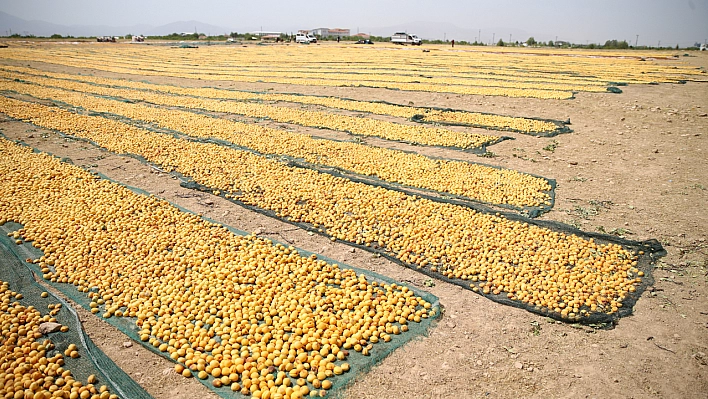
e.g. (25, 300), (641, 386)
(0, 11), (227, 37)
(64, 23), (154, 37)
(0, 11), (69, 36)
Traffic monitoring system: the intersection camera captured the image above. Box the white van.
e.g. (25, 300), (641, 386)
(391, 32), (422, 45)
(296, 33), (317, 44)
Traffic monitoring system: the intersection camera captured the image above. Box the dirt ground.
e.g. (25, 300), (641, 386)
(0, 46), (706, 399)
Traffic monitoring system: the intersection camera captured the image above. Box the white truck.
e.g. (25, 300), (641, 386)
(391, 32), (422, 45)
(295, 33), (317, 44)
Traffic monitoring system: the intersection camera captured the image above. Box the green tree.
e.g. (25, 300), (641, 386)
(496, 38), (505, 46)
(526, 37), (536, 46)
(603, 39), (629, 49)
(50, 34), (63, 39)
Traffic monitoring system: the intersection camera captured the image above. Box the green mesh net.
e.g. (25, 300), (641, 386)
(0, 227), (152, 399)
(0, 148), (440, 399)
(0, 88), (556, 218)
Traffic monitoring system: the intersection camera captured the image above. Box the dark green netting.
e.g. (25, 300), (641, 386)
(26, 57), (616, 92)
(82, 104), (554, 217)
(177, 175), (664, 327)
(2, 68), (557, 142)
(76, 90), (511, 155)
(342, 83), (577, 100)
(0, 90), (555, 218)
(19, 77), (512, 154)
(409, 113), (572, 138)
(150, 101), (515, 155)
(0, 140), (441, 399)
(0, 227), (153, 399)
(1, 106), (663, 326)
(203, 92), (572, 137)
(281, 159), (555, 218)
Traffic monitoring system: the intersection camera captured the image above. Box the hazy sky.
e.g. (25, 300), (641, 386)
(3, 0), (707, 45)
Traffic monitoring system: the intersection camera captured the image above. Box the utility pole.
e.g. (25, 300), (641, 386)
(635, 34), (639, 47)
(658, 40), (661, 48)
(492, 33), (495, 45)
(444, 32), (446, 42)
(509, 33), (512, 44)
(478, 29), (481, 43)
(555, 35), (558, 43)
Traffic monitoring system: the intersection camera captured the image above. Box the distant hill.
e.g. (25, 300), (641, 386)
(0, 11), (70, 36)
(0, 11), (227, 37)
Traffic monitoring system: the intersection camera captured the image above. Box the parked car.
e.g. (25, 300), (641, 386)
(355, 39), (374, 45)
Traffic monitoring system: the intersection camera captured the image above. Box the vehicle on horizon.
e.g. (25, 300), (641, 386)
(391, 32), (422, 45)
(355, 39), (374, 45)
(296, 33), (317, 44)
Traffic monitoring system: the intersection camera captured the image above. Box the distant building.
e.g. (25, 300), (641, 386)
(353, 33), (370, 39)
(328, 28), (350, 38)
(310, 28), (350, 38)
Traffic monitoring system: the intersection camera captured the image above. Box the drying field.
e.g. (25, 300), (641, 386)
(0, 41), (706, 399)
